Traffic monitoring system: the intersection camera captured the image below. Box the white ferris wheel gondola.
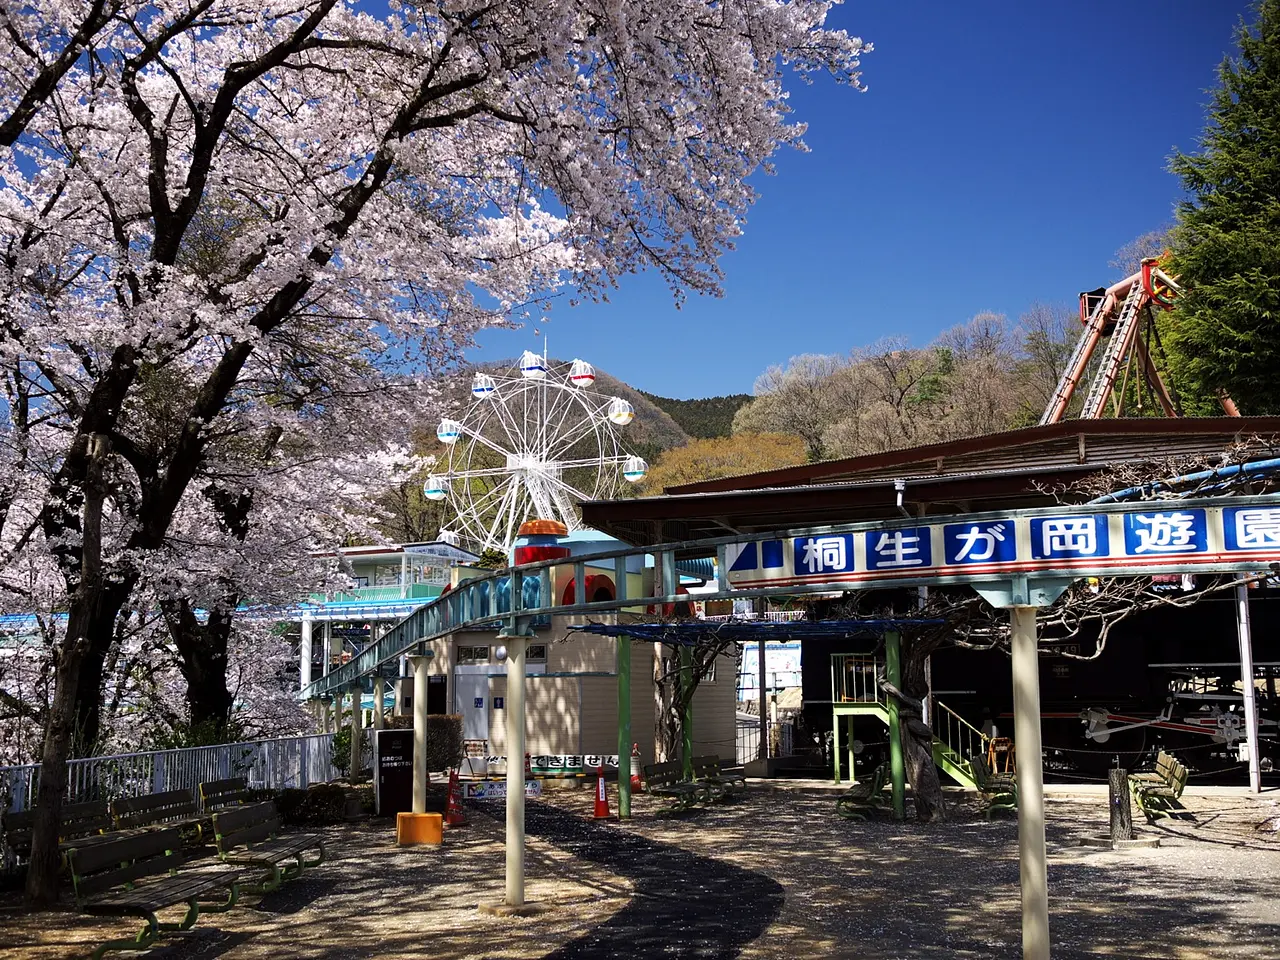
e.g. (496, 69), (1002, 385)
(622, 456), (647, 483)
(607, 397), (635, 426)
(436, 419), (462, 444)
(519, 350), (548, 379)
(569, 358), (596, 388)
(433, 356), (644, 551)
(423, 475), (449, 500)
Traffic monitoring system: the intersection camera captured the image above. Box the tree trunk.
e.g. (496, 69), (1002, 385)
(69, 579), (133, 754)
(900, 633), (948, 822)
(161, 596), (236, 741)
(26, 435), (110, 906)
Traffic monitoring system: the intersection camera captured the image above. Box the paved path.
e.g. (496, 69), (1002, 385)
(499, 800), (785, 959)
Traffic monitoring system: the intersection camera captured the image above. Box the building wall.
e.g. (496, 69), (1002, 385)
(394, 618), (738, 766)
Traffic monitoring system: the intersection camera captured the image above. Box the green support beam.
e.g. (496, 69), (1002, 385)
(680, 644), (694, 780)
(617, 635), (631, 820)
(885, 630), (906, 820)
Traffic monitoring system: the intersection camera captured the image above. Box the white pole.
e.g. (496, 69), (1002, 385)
(409, 655), (431, 813)
(350, 683), (365, 784)
(323, 621), (333, 676)
(1011, 605), (1049, 960)
(400, 554), (409, 599)
(300, 616), (313, 692)
(1235, 575), (1262, 793)
(505, 636), (528, 906)
(373, 676), (386, 731)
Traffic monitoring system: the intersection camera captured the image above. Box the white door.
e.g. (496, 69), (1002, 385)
(455, 671), (489, 742)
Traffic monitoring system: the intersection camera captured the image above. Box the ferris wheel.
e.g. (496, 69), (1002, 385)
(423, 352), (647, 552)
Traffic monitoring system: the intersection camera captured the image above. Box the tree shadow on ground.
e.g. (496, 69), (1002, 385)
(486, 800), (785, 960)
(593, 788), (1280, 959)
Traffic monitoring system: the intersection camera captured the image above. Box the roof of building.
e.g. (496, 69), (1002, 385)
(580, 418), (1280, 547)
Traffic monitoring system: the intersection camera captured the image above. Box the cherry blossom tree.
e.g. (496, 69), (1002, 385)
(1, 0), (870, 902)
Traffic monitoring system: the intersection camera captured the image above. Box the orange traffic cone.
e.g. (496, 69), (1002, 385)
(630, 743), (643, 793)
(593, 764), (611, 819)
(445, 768), (466, 827)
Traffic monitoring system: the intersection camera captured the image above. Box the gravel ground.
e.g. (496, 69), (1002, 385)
(533, 783), (1280, 959)
(2, 785), (1277, 959)
(0, 813), (631, 960)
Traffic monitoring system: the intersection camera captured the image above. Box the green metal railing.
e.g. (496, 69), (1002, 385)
(831, 653), (884, 705)
(932, 700), (988, 771)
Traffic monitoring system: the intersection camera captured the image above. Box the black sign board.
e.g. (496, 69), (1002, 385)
(374, 729), (415, 816)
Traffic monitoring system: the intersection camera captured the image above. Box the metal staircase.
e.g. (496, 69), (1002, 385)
(832, 653), (987, 789)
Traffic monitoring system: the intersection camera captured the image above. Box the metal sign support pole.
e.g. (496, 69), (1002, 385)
(884, 630), (906, 820)
(408, 655), (431, 814)
(1011, 605), (1049, 960)
(758, 638), (769, 762)
(617, 635), (632, 819)
(505, 635), (528, 907)
(1235, 575), (1262, 793)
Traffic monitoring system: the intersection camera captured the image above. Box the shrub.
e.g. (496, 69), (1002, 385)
(378, 714), (464, 771)
(425, 714), (464, 772)
(270, 784), (352, 825)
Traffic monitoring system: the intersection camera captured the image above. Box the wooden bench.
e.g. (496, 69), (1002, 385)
(691, 755), (746, 800)
(212, 801), (324, 892)
(1129, 751), (1188, 822)
(971, 758), (1017, 819)
(642, 761), (704, 811)
(111, 789), (207, 839)
(67, 827), (242, 959)
(835, 763), (888, 820)
(2, 800), (114, 861)
(199, 777), (249, 812)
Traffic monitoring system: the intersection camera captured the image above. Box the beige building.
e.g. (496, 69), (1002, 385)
(401, 614), (737, 770)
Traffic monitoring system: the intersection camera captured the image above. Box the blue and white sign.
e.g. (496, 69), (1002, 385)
(794, 534), (855, 576)
(1224, 505), (1280, 552)
(867, 527), (932, 570)
(1122, 510), (1207, 555)
(1029, 515), (1109, 560)
(723, 497), (1280, 591)
(944, 520), (1017, 565)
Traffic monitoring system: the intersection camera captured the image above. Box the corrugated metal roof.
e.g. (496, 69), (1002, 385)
(668, 418), (1280, 495)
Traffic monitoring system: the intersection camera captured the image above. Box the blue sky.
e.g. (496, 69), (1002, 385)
(470, 1), (1255, 400)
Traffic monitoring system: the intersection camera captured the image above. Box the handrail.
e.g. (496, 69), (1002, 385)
(831, 653), (884, 705)
(932, 700), (989, 766)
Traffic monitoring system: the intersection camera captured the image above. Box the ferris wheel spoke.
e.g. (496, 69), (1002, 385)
(444, 465), (514, 479)
(454, 426), (514, 461)
(464, 477), (518, 517)
(550, 411), (610, 454)
(484, 388), (530, 454)
(549, 456), (631, 470)
(542, 470), (597, 508)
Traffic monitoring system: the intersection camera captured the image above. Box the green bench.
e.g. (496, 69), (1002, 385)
(111, 789), (207, 839)
(1129, 751), (1188, 822)
(212, 801), (325, 892)
(2, 799), (115, 862)
(835, 763), (888, 820)
(691, 755), (746, 801)
(199, 777), (250, 812)
(642, 761), (705, 811)
(67, 827), (242, 959)
(971, 758), (1018, 819)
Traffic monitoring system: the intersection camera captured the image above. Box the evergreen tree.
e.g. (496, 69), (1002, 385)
(1167, 0), (1280, 413)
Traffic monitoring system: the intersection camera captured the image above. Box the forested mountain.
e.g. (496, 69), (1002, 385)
(637, 391), (753, 438)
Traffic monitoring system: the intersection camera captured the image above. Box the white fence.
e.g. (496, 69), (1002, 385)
(1, 734), (340, 813)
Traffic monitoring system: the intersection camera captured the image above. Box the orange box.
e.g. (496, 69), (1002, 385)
(396, 812), (443, 846)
